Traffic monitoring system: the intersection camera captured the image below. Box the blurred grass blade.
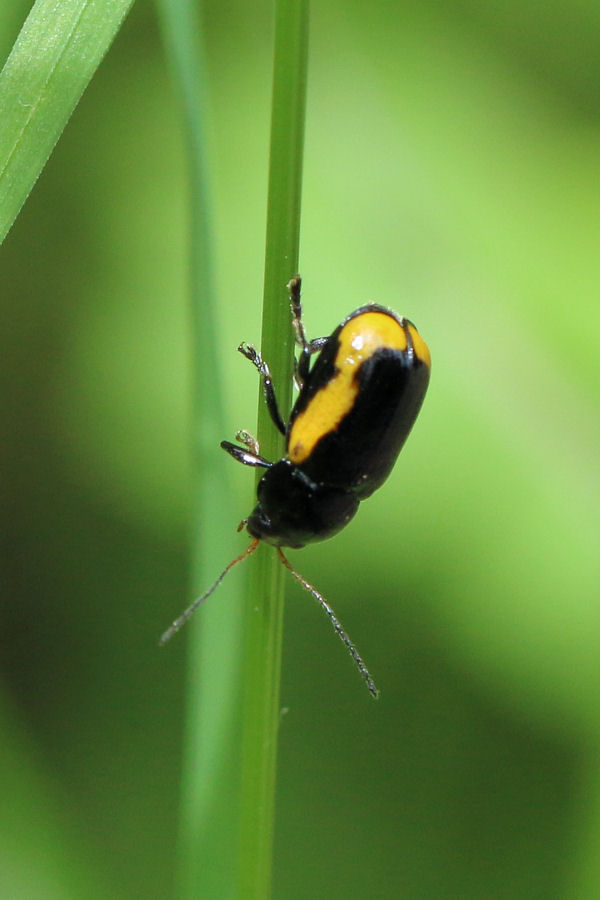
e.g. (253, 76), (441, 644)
(0, 688), (110, 899)
(0, 0), (134, 245)
(156, 1), (248, 899)
(237, 1), (309, 897)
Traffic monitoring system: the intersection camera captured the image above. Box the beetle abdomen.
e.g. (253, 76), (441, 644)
(287, 305), (430, 499)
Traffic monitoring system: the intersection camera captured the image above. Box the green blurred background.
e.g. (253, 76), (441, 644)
(1, 0), (599, 897)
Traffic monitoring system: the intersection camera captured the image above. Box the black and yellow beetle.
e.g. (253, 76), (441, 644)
(162, 276), (431, 696)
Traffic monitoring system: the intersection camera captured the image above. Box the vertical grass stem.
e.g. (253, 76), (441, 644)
(237, 1), (309, 897)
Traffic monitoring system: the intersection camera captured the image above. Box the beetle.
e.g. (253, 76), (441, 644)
(161, 276), (431, 696)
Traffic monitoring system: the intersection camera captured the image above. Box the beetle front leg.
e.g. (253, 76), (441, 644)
(235, 429), (260, 456)
(220, 440), (272, 469)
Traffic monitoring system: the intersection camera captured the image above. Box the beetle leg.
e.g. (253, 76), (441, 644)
(296, 335), (329, 386)
(220, 440), (272, 469)
(288, 275), (309, 353)
(288, 275), (329, 387)
(235, 429), (260, 456)
(237, 342), (286, 435)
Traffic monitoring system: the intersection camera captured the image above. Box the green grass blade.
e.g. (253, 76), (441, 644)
(0, 0), (133, 244)
(155, 1), (246, 899)
(237, 1), (309, 897)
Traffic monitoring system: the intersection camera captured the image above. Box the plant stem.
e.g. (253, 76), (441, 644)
(237, 1), (309, 897)
(157, 2), (244, 898)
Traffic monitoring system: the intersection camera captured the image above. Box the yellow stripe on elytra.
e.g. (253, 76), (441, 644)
(407, 323), (431, 369)
(288, 311), (411, 465)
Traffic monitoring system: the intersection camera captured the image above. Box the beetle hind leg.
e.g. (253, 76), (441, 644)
(288, 275), (329, 387)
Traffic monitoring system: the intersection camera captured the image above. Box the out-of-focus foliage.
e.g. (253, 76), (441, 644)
(1, 1), (598, 898)
(0, 0), (134, 243)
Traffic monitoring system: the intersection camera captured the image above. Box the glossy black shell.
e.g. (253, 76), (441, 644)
(247, 305), (430, 548)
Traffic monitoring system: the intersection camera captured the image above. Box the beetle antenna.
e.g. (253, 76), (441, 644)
(160, 538), (260, 645)
(276, 548), (379, 698)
